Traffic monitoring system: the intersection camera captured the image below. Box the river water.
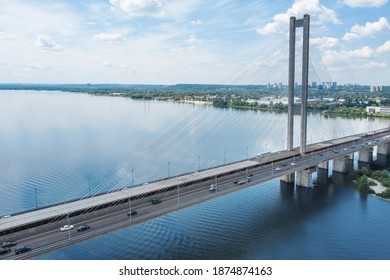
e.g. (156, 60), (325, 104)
(0, 90), (389, 259)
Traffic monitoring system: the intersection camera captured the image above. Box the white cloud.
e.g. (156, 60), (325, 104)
(0, 60), (51, 72)
(256, 0), (340, 35)
(322, 46), (375, 64)
(343, 17), (390, 41)
(92, 33), (125, 42)
(102, 61), (112, 67)
(342, 32), (360, 41)
(343, 0), (388, 8)
(30, 62), (52, 70)
(191, 19), (203, 25)
(343, 46), (375, 58)
(377, 41), (390, 53)
(109, 0), (166, 18)
(362, 61), (386, 68)
(0, 31), (16, 40)
(34, 35), (62, 51)
(311, 37), (339, 48)
(186, 34), (198, 46)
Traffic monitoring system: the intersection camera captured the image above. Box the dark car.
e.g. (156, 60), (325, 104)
(0, 247), (11, 255)
(127, 210), (138, 216)
(77, 225), (90, 232)
(14, 246), (32, 255)
(151, 198), (161, 204)
(1, 241), (17, 248)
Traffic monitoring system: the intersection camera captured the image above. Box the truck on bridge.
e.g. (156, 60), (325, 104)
(233, 177), (251, 185)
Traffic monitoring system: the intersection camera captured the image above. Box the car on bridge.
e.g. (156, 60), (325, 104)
(0, 247), (11, 255)
(209, 184), (217, 191)
(234, 179), (249, 185)
(60, 225), (74, 232)
(14, 246), (32, 255)
(1, 241), (17, 248)
(151, 198), (161, 204)
(77, 225), (90, 232)
(275, 167), (281, 171)
(127, 210), (138, 216)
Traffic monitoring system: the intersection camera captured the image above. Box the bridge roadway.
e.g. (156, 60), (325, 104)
(1, 127), (389, 259)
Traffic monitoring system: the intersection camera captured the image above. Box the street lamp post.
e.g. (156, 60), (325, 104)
(129, 198), (132, 222)
(246, 146), (248, 159)
(177, 185), (180, 207)
(131, 169), (135, 187)
(224, 151), (226, 164)
(34, 188), (38, 208)
(168, 161), (171, 177)
(67, 211), (71, 241)
(198, 155), (200, 171)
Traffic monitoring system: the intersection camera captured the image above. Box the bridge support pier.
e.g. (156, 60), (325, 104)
(280, 173), (295, 185)
(317, 161), (329, 171)
(296, 167), (315, 188)
(376, 154), (390, 168)
(333, 155), (352, 174)
(358, 148), (373, 169)
(316, 161), (329, 186)
(377, 143), (390, 156)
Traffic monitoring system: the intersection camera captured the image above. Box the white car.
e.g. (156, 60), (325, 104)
(60, 225), (74, 232)
(290, 162), (296, 166)
(275, 167), (282, 171)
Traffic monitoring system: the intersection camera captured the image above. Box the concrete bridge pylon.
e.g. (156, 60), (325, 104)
(284, 14), (310, 185)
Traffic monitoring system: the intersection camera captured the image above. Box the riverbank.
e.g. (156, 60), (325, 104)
(369, 178), (387, 193)
(368, 178), (390, 201)
(178, 100), (212, 105)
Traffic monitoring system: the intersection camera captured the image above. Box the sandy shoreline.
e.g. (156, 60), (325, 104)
(369, 178), (387, 193)
(368, 178), (390, 201)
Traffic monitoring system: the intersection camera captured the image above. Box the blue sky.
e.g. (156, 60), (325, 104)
(0, 0), (389, 85)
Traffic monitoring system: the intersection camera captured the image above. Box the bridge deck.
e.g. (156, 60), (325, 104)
(1, 128), (389, 235)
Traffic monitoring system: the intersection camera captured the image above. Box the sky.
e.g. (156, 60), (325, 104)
(0, 0), (389, 85)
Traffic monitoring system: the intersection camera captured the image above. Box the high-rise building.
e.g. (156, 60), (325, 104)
(370, 85), (383, 92)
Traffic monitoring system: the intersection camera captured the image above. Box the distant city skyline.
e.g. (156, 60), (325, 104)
(1, 0), (389, 85)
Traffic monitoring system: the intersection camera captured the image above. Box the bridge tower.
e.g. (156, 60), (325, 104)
(287, 14), (310, 155)
(284, 14), (310, 185)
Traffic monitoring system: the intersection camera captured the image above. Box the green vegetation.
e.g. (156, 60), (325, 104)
(350, 168), (390, 197)
(324, 106), (368, 117)
(377, 188), (390, 199)
(356, 175), (375, 194)
(371, 170), (390, 187)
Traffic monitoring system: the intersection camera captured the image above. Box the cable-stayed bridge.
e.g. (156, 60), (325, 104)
(1, 14), (390, 259)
